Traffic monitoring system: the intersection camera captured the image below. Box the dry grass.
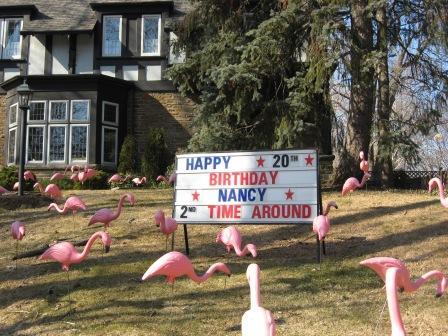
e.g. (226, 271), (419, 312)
(1, 188), (448, 335)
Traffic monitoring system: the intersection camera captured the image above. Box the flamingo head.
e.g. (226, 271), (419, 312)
(246, 244), (257, 258)
(213, 262), (231, 277)
(327, 201), (338, 210)
(125, 193), (136, 206)
(154, 210), (165, 226)
(436, 276), (448, 298)
(362, 173), (371, 181)
(360, 257), (406, 282)
(33, 182), (41, 190)
(99, 231), (112, 253)
(141, 177), (147, 184)
(359, 151), (364, 160)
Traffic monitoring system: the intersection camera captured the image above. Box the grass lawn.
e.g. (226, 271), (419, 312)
(1, 188), (448, 335)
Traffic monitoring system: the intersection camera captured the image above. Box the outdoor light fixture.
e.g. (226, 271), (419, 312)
(17, 79), (33, 196)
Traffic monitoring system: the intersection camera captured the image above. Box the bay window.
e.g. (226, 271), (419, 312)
(70, 125), (88, 162)
(8, 128), (17, 164)
(48, 125), (66, 162)
(49, 101), (68, 121)
(9, 103), (18, 127)
(102, 15), (122, 56)
(102, 101), (119, 165)
(71, 100), (89, 121)
(1, 18), (23, 59)
(28, 101), (46, 122)
(141, 15), (161, 56)
(26, 126), (45, 163)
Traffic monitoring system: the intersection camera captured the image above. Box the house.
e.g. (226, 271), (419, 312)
(0, 0), (194, 173)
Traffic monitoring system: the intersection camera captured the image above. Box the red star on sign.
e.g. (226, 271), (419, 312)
(305, 154), (314, 166)
(256, 156), (265, 167)
(192, 191), (200, 201)
(285, 188), (294, 200)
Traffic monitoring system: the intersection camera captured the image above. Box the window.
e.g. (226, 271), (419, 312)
(9, 103), (18, 126)
(142, 15), (161, 56)
(100, 65), (115, 77)
(102, 126), (118, 164)
(48, 126), (66, 162)
(28, 101), (46, 122)
(102, 16), (122, 56)
(102, 101), (119, 125)
(123, 65), (138, 81)
(1, 19), (23, 59)
(71, 100), (90, 121)
(49, 101), (68, 121)
(70, 125), (88, 162)
(8, 128), (17, 164)
(26, 126), (45, 163)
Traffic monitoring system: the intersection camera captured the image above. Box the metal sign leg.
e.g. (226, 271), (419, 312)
(183, 224), (190, 255)
(322, 239), (326, 255)
(316, 235), (321, 263)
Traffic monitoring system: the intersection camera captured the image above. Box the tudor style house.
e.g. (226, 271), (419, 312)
(0, 0), (194, 173)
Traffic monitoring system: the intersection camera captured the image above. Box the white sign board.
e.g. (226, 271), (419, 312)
(173, 149), (319, 224)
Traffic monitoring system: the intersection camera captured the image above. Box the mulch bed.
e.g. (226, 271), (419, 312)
(0, 193), (53, 210)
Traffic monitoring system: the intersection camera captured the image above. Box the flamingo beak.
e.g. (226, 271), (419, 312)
(334, 205), (339, 209)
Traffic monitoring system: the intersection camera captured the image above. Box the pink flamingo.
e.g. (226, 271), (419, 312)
(34, 182), (62, 200)
(313, 201), (338, 242)
(142, 251), (231, 284)
(88, 193), (136, 230)
(341, 173), (370, 196)
(50, 166), (69, 182)
(78, 166), (97, 185)
(48, 196), (87, 230)
(132, 176), (146, 187)
(0, 186), (9, 194)
(24, 170), (36, 182)
(108, 174), (123, 184)
(39, 231), (111, 309)
(11, 221), (25, 268)
(216, 226), (257, 257)
(156, 173), (176, 185)
(154, 210), (178, 250)
(428, 177), (448, 208)
(359, 151), (369, 173)
(241, 264), (276, 336)
(360, 257), (447, 336)
(13, 182), (19, 191)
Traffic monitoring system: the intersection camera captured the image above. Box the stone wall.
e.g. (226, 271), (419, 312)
(0, 93), (6, 166)
(133, 91), (196, 153)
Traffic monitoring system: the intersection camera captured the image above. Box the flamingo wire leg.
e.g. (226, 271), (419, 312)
(171, 232), (175, 251)
(72, 212), (75, 232)
(67, 271), (72, 315)
(165, 235), (168, 252)
(15, 240), (18, 269)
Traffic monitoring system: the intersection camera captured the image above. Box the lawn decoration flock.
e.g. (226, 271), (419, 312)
(4, 155), (448, 336)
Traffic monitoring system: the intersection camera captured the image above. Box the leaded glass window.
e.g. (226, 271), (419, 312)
(103, 16), (121, 56)
(27, 126), (44, 162)
(8, 128), (16, 164)
(142, 15), (160, 55)
(50, 101), (68, 121)
(103, 102), (118, 125)
(71, 126), (88, 161)
(49, 126), (66, 162)
(29, 101), (46, 121)
(71, 100), (89, 121)
(9, 103), (18, 126)
(102, 127), (117, 164)
(2, 19), (22, 59)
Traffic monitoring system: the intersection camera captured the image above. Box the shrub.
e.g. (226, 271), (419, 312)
(141, 128), (171, 180)
(73, 170), (109, 190)
(118, 135), (139, 175)
(0, 166), (33, 191)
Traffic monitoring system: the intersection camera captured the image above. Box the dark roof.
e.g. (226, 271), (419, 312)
(0, 0), (190, 34)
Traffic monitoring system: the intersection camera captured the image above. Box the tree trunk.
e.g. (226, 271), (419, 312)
(333, 0), (375, 184)
(374, 4), (393, 187)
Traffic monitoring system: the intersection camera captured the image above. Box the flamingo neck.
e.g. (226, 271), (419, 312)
(434, 179), (448, 205)
(409, 270), (446, 295)
(35, 183), (44, 193)
(323, 203), (336, 216)
(249, 269), (261, 309)
(113, 195), (127, 219)
(77, 232), (102, 262)
(359, 175), (368, 188)
(235, 244), (255, 257)
(49, 203), (64, 213)
(385, 268), (406, 336)
(188, 263), (221, 284)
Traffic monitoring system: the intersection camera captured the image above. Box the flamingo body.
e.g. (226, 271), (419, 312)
(241, 264), (276, 336)
(50, 172), (65, 181)
(34, 182), (62, 199)
(11, 221), (25, 240)
(154, 210), (178, 235)
(132, 177), (146, 187)
(88, 193), (135, 228)
(216, 226), (257, 257)
(142, 251), (231, 284)
(156, 173), (176, 185)
(428, 177), (448, 208)
(39, 231), (111, 271)
(108, 174), (123, 184)
(48, 196), (87, 214)
(341, 173), (370, 196)
(24, 170), (36, 181)
(359, 151), (369, 173)
(312, 201), (338, 241)
(360, 257), (447, 336)
(0, 186), (9, 194)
